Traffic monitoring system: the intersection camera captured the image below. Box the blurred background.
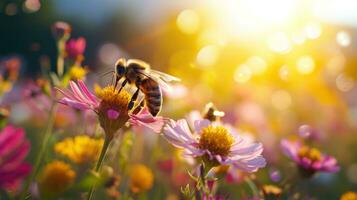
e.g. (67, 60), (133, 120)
(1, 0), (357, 199)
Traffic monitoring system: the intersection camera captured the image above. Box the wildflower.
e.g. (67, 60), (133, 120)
(1, 57), (21, 81)
(0, 125), (31, 192)
(261, 185), (282, 199)
(186, 102), (224, 127)
(65, 37), (86, 60)
(0, 57), (21, 94)
(68, 65), (87, 80)
(57, 80), (164, 139)
(281, 139), (339, 177)
(54, 135), (104, 164)
(341, 192), (357, 200)
(52, 21), (71, 40)
(157, 159), (174, 174)
(39, 160), (75, 195)
(298, 124), (320, 141)
(163, 119), (266, 172)
(129, 164), (154, 193)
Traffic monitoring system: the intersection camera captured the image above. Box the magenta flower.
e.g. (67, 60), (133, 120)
(280, 139), (339, 177)
(65, 37), (86, 60)
(163, 119), (266, 172)
(0, 125), (31, 191)
(56, 80), (164, 137)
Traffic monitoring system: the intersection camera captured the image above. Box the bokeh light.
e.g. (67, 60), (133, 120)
(296, 55), (315, 74)
(176, 9), (200, 35)
(336, 31), (351, 47)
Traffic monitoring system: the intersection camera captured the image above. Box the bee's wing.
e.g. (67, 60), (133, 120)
(138, 70), (172, 92)
(150, 70), (181, 82)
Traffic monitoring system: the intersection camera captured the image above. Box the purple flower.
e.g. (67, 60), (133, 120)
(163, 119), (266, 172)
(0, 125), (31, 192)
(280, 139), (339, 177)
(65, 37), (86, 60)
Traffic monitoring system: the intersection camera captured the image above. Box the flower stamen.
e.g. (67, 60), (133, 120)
(199, 126), (234, 157)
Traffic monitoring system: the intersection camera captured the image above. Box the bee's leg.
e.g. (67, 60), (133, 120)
(132, 99), (144, 115)
(128, 87), (140, 110)
(117, 79), (128, 93)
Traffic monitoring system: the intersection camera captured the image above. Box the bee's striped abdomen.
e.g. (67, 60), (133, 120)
(140, 78), (162, 116)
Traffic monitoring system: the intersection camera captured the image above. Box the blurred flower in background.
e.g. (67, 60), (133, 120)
(54, 135), (103, 164)
(38, 160), (75, 196)
(129, 164), (154, 193)
(0, 125), (31, 192)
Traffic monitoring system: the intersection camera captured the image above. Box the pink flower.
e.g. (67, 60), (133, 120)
(56, 80), (164, 136)
(280, 139), (339, 177)
(0, 125), (31, 192)
(65, 37), (86, 60)
(129, 107), (166, 133)
(52, 21), (71, 40)
(163, 119), (266, 172)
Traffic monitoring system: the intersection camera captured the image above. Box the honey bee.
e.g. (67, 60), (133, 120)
(202, 102), (225, 122)
(113, 58), (180, 116)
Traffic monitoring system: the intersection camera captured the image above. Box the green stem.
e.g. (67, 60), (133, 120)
(86, 136), (112, 200)
(245, 177), (260, 198)
(57, 39), (65, 78)
(20, 102), (58, 200)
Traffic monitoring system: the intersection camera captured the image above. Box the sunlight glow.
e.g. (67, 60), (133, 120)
(177, 9), (200, 35)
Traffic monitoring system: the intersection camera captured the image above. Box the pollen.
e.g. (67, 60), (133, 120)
(298, 146), (322, 161)
(97, 86), (131, 139)
(69, 65), (87, 80)
(199, 126), (234, 157)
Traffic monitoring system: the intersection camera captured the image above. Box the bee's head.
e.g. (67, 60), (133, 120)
(115, 58), (127, 78)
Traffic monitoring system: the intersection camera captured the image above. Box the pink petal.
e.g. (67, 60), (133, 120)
(194, 119), (210, 133)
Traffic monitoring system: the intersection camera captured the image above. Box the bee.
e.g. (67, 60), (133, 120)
(113, 58), (180, 116)
(202, 102), (225, 122)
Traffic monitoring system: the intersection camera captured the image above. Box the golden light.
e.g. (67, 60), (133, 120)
(336, 73), (354, 92)
(291, 31), (306, 45)
(336, 31), (351, 47)
(246, 56), (267, 75)
(234, 64), (252, 83)
(176, 9), (200, 35)
(296, 56), (315, 74)
(304, 22), (321, 39)
(271, 90), (292, 110)
(205, 0), (299, 38)
(267, 32), (292, 54)
(196, 45), (219, 68)
(279, 65), (290, 81)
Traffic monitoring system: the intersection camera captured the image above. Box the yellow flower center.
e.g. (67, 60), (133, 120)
(97, 86), (131, 139)
(69, 66), (87, 80)
(298, 146), (322, 161)
(199, 126), (234, 157)
(39, 160), (76, 195)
